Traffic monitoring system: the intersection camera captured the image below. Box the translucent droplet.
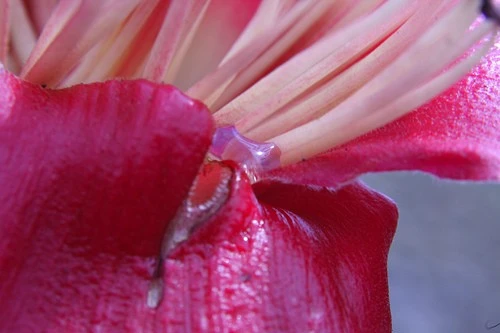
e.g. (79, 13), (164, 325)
(210, 126), (281, 181)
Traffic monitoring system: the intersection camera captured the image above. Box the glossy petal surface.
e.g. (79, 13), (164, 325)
(0, 69), (397, 332)
(156, 164), (397, 332)
(267, 45), (500, 187)
(0, 70), (213, 332)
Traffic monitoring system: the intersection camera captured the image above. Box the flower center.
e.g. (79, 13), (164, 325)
(2, 0), (499, 174)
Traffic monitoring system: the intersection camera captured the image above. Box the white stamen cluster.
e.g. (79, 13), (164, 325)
(1, 0), (498, 168)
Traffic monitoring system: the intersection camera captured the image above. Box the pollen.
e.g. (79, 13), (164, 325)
(2, 0), (499, 172)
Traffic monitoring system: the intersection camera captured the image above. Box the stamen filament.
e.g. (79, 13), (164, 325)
(10, 0), (36, 66)
(61, 0), (163, 86)
(24, 0), (59, 35)
(1, 0), (498, 174)
(226, 0), (418, 135)
(187, 0), (329, 109)
(21, 0), (139, 87)
(219, 0), (291, 64)
(277, 31), (497, 166)
(269, 0), (498, 166)
(0, 0), (10, 64)
(143, 1), (210, 84)
(237, 1), (454, 143)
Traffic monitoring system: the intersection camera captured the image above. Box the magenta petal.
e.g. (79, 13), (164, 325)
(253, 180), (397, 332)
(0, 70), (213, 331)
(0, 68), (397, 331)
(160, 163), (397, 332)
(267, 45), (500, 187)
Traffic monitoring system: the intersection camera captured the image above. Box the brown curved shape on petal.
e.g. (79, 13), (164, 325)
(156, 163), (397, 332)
(266, 45), (500, 187)
(0, 70), (213, 332)
(0, 69), (396, 332)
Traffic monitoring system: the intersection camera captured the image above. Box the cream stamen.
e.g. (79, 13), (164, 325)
(187, 0), (329, 109)
(10, 0), (36, 66)
(143, 1), (210, 84)
(61, 0), (162, 87)
(1, 0), (498, 174)
(0, 0), (10, 65)
(221, 0), (419, 134)
(233, 0), (452, 142)
(272, 0), (498, 166)
(21, 0), (139, 87)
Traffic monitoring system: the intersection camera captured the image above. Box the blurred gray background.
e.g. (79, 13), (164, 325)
(363, 173), (500, 333)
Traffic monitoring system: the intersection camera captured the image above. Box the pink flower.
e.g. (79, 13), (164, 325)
(0, 1), (499, 332)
